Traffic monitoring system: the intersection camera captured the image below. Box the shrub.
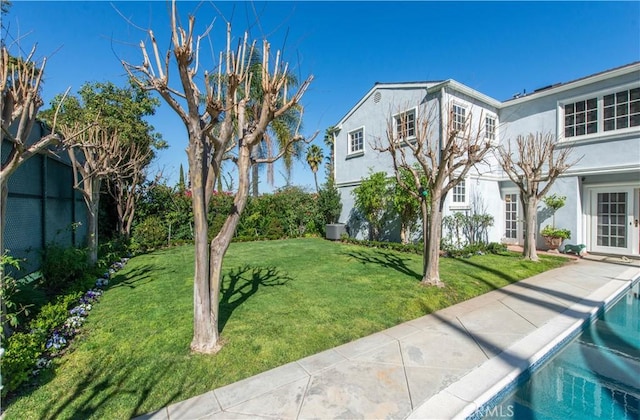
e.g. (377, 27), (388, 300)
(132, 216), (167, 252)
(40, 246), (89, 296)
(317, 179), (342, 228)
(1, 253), (33, 337)
(29, 292), (83, 336)
(98, 235), (130, 270)
(1, 332), (45, 397)
(486, 242), (508, 254)
(540, 226), (571, 240)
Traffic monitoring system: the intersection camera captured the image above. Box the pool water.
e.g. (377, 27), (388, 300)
(482, 282), (640, 419)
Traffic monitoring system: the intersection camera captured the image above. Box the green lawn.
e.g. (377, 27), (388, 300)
(4, 238), (567, 419)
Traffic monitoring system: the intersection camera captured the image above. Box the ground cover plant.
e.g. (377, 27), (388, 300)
(3, 238), (567, 419)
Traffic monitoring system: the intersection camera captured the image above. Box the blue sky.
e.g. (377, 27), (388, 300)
(4, 1), (640, 191)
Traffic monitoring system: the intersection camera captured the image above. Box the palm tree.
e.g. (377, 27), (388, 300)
(306, 144), (324, 192)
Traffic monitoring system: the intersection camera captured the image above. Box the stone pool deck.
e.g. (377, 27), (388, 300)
(139, 256), (640, 420)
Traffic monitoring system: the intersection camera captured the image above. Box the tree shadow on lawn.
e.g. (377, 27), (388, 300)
(108, 264), (154, 289)
(342, 249), (422, 281)
(219, 265), (292, 332)
(9, 353), (180, 420)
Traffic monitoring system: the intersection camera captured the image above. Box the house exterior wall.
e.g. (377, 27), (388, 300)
(334, 63), (640, 256)
(500, 65), (640, 254)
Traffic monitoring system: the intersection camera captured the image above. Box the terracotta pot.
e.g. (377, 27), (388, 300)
(543, 235), (563, 251)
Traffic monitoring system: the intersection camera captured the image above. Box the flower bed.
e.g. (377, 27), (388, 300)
(0, 257), (129, 397)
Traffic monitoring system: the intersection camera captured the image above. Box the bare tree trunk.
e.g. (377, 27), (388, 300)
(251, 160), (259, 197)
(85, 178), (101, 266)
(0, 180), (7, 254)
(188, 131), (219, 353)
(400, 224), (407, 245)
(522, 196), (539, 261)
(313, 171), (319, 193)
(422, 194), (445, 287)
(0, 180), (10, 338)
(420, 200), (429, 278)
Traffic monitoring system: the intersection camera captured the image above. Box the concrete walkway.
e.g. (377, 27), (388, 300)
(139, 256), (640, 420)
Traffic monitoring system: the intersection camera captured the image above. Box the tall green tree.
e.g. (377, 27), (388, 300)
(323, 126), (336, 182)
(306, 144), (323, 192)
(352, 171), (389, 241)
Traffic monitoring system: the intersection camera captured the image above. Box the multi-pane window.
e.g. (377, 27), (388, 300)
(452, 179), (466, 204)
(395, 109), (416, 139)
(485, 116), (496, 141)
(597, 192), (627, 248)
(452, 104), (466, 131)
(564, 98), (598, 137)
(562, 87), (639, 139)
(349, 128), (363, 154)
(603, 87), (640, 131)
(505, 193), (518, 240)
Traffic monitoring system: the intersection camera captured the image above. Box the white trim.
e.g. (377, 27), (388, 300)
(392, 107), (418, 142)
(347, 126), (365, 156)
(584, 186), (638, 255)
(504, 62), (640, 107)
(450, 177), (469, 208)
(484, 113), (498, 145)
(557, 81), (640, 143)
(502, 189), (522, 245)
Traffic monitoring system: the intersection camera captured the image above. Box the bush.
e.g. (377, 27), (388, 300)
(317, 179), (342, 228)
(29, 293), (82, 336)
(98, 235), (130, 269)
(340, 237), (422, 254)
(486, 242), (508, 254)
(1, 332), (45, 397)
(132, 216), (167, 253)
(40, 246), (89, 296)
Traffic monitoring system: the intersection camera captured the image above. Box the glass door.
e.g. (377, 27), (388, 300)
(590, 188), (634, 255)
(504, 193), (521, 244)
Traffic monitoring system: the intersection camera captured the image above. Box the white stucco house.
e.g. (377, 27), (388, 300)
(333, 62), (640, 257)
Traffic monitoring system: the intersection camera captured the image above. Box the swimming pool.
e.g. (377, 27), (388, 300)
(480, 281), (640, 419)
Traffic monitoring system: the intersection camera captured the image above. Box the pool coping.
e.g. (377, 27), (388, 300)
(407, 266), (640, 420)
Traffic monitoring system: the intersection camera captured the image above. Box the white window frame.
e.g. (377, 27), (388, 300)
(502, 190), (522, 245)
(452, 103), (467, 132)
(450, 177), (469, 209)
(485, 114), (497, 143)
(393, 108), (417, 141)
(557, 82), (640, 142)
(348, 127), (365, 156)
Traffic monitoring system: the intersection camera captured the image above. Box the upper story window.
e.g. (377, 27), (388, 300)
(348, 127), (364, 155)
(452, 178), (467, 206)
(394, 109), (416, 139)
(564, 98), (598, 137)
(452, 104), (467, 131)
(485, 115), (496, 141)
(560, 85), (639, 140)
(603, 87), (640, 131)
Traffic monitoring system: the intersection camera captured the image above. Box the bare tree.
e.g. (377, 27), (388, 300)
(107, 141), (151, 237)
(62, 124), (144, 265)
(376, 103), (493, 287)
(123, 2), (312, 353)
(497, 132), (578, 261)
(0, 45), (63, 253)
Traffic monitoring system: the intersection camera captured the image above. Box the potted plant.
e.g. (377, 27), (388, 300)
(541, 194), (570, 251)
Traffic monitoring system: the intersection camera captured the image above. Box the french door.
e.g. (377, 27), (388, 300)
(588, 187), (637, 255)
(504, 192), (522, 244)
